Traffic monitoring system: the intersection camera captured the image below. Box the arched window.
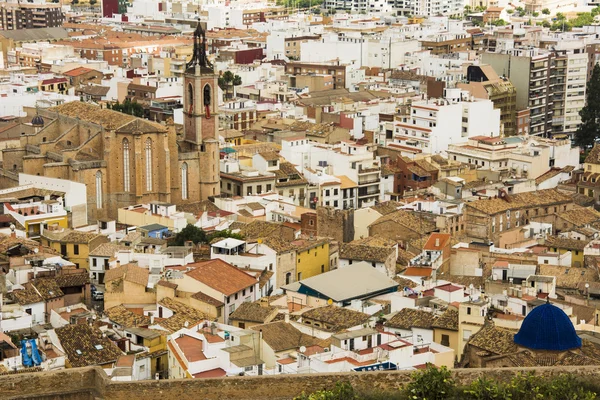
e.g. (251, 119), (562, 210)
(181, 162), (188, 200)
(123, 139), (130, 192)
(188, 83), (194, 107)
(95, 171), (102, 209)
(203, 84), (211, 106)
(145, 138), (153, 192)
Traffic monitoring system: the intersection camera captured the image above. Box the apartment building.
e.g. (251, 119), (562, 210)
(378, 88), (500, 156)
(419, 33), (472, 55)
(281, 138), (382, 208)
(551, 48), (587, 135)
(446, 135), (579, 180)
(482, 49), (555, 137)
(457, 65), (517, 137)
(285, 61), (349, 90)
(0, 2), (64, 30)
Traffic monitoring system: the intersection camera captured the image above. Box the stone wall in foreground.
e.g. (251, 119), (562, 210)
(2, 365), (600, 400)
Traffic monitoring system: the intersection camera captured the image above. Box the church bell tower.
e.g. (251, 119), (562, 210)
(183, 22), (220, 200)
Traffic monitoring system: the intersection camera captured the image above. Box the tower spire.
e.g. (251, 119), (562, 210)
(186, 21), (213, 73)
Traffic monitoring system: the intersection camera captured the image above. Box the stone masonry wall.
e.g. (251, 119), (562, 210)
(4, 366), (600, 400)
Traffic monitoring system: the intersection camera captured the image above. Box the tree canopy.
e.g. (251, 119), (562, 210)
(575, 64), (600, 149)
(107, 99), (144, 118)
(171, 224), (243, 246)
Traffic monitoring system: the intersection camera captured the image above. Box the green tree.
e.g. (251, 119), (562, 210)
(208, 229), (243, 241)
(593, 6), (600, 16)
(576, 63), (600, 149)
(464, 5), (472, 13)
(89, 0), (97, 5)
(542, 7), (550, 14)
(542, 20), (551, 27)
(405, 364), (455, 400)
(506, 9), (514, 14)
(493, 18), (507, 26)
(295, 382), (356, 400)
(556, 12), (566, 20)
(218, 71), (242, 100)
(532, 11), (539, 17)
(516, 6), (524, 13)
(172, 224), (207, 246)
(571, 12), (594, 27)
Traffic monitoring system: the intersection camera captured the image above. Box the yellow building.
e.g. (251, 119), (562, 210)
(432, 309), (459, 359)
(457, 300), (487, 360)
(41, 228), (108, 270)
(4, 199), (69, 239)
(294, 238), (330, 281)
(545, 237), (587, 268)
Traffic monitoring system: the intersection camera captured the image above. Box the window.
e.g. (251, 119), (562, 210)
(467, 307), (471, 315)
(463, 329), (472, 340)
(229, 304), (235, 314)
(235, 293), (238, 300)
(297, 272), (302, 280)
(145, 138), (153, 191)
(95, 171), (102, 209)
(321, 265), (325, 273)
(92, 258), (97, 267)
(181, 163), (188, 200)
(123, 139), (130, 192)
(286, 272), (291, 285)
(441, 334), (450, 347)
(60, 244), (67, 256)
(73, 245), (79, 255)
(250, 286), (253, 293)
(267, 184), (272, 192)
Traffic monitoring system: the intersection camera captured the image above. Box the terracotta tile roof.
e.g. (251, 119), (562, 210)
(55, 272), (89, 288)
(370, 201), (403, 215)
(175, 335), (207, 362)
(42, 229), (105, 244)
(257, 151), (280, 161)
(539, 265), (597, 289)
(185, 259), (257, 296)
(369, 210), (437, 234)
(261, 236), (296, 253)
(50, 102), (164, 132)
(545, 236), (590, 251)
(432, 309), (458, 331)
(63, 67), (95, 77)
(466, 189), (572, 215)
(193, 367), (227, 378)
(156, 280), (178, 289)
(468, 324), (517, 355)
(239, 220), (291, 241)
(556, 207), (600, 227)
(105, 305), (150, 328)
(250, 321), (322, 352)
(386, 308), (436, 330)
(104, 264), (149, 290)
(340, 239), (395, 263)
(12, 288), (43, 305)
(55, 324), (123, 368)
(300, 305), (370, 332)
(157, 297), (205, 333)
(90, 242), (128, 257)
(423, 233), (451, 250)
(30, 278), (64, 300)
(402, 267), (433, 277)
(584, 145), (600, 165)
(190, 291), (224, 307)
(230, 302), (278, 323)
(393, 276), (418, 289)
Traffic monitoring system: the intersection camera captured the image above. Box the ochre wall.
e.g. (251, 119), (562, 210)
(3, 366), (600, 400)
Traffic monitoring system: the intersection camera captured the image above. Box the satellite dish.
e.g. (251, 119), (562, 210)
(327, 299), (333, 305)
(299, 346), (307, 353)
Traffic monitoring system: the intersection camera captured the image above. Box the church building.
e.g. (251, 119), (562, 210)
(0, 22), (220, 222)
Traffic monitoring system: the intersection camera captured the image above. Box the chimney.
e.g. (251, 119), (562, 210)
(284, 313), (290, 323)
(435, 238), (440, 247)
(150, 314), (155, 324)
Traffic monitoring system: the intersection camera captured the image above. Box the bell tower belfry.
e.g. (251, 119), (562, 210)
(183, 21), (220, 200)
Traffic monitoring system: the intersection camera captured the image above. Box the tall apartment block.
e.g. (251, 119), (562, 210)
(0, 2), (64, 30)
(482, 49), (554, 137)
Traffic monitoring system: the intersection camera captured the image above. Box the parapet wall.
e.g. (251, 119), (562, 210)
(2, 365), (600, 400)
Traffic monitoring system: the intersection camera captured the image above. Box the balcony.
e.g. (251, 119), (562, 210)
(358, 189), (380, 199)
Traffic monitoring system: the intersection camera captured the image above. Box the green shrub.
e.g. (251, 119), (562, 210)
(404, 364), (455, 400)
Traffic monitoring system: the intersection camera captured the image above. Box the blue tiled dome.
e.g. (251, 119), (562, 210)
(514, 303), (581, 351)
(31, 115), (44, 127)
